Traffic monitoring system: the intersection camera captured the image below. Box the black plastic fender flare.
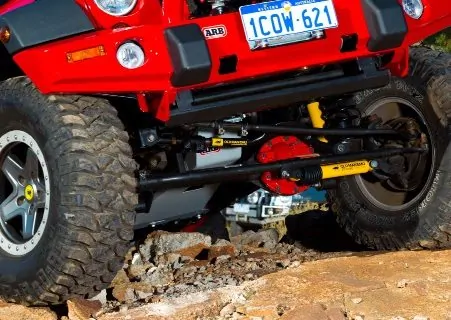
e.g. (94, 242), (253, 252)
(0, 0), (95, 54)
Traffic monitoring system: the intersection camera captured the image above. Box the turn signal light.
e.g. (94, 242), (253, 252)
(66, 45), (106, 63)
(0, 27), (11, 44)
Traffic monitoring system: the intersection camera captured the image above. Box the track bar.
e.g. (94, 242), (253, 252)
(139, 147), (425, 190)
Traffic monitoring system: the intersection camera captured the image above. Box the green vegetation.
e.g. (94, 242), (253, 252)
(423, 28), (451, 52)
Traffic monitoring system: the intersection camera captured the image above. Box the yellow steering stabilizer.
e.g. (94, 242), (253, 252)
(321, 160), (373, 179)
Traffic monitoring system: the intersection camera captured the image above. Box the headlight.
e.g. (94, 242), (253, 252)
(247, 192), (259, 204)
(402, 0), (424, 19)
(116, 42), (145, 69)
(94, 0), (137, 16)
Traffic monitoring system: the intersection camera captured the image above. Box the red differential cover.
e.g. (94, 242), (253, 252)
(257, 136), (314, 195)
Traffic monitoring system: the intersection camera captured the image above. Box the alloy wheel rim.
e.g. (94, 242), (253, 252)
(354, 97), (435, 212)
(0, 130), (50, 256)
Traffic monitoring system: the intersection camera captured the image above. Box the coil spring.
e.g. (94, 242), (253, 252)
(297, 166), (322, 184)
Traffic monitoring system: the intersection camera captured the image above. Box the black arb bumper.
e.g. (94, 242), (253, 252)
(167, 57), (390, 126)
(165, 0), (407, 126)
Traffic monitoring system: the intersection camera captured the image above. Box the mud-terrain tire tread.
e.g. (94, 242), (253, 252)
(328, 47), (451, 251)
(410, 46), (451, 124)
(0, 77), (138, 305)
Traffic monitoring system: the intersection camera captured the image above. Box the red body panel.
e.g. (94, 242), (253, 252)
(4, 0), (451, 121)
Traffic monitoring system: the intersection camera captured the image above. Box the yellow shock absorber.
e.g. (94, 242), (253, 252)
(290, 102), (375, 182)
(321, 160), (373, 179)
(307, 101), (328, 143)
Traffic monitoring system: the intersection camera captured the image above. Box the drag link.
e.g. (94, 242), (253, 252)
(196, 122), (401, 137)
(139, 147), (426, 190)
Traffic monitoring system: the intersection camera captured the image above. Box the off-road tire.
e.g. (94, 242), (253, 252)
(328, 47), (451, 250)
(0, 77), (138, 305)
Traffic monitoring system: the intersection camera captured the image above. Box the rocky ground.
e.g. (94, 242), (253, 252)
(97, 249), (451, 320)
(1, 211), (451, 320)
(109, 226), (354, 305)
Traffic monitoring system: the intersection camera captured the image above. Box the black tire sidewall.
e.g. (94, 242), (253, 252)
(330, 77), (449, 242)
(0, 95), (61, 283)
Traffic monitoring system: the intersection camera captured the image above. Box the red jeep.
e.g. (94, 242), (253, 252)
(0, 0), (450, 305)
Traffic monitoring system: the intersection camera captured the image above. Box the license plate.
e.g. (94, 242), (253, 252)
(233, 203), (250, 213)
(239, 0), (338, 49)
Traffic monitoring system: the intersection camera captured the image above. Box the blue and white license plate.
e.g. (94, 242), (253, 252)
(239, 0), (338, 49)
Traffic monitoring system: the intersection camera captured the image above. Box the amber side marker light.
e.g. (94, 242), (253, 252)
(0, 26), (11, 44)
(66, 45), (106, 63)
